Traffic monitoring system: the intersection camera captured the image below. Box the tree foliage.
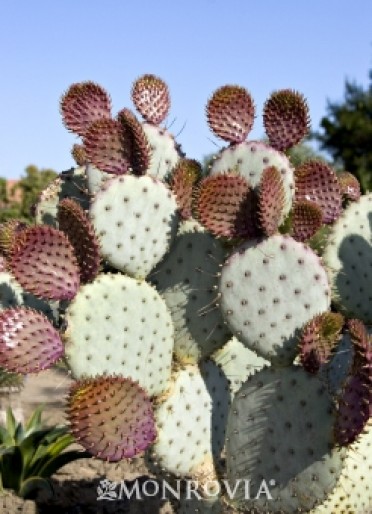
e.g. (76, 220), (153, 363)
(0, 165), (57, 222)
(314, 71), (372, 192)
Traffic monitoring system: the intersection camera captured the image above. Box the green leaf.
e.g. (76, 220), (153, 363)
(0, 426), (11, 445)
(19, 428), (55, 476)
(24, 405), (44, 436)
(38, 449), (91, 479)
(18, 476), (54, 500)
(5, 407), (17, 439)
(0, 445), (23, 492)
(26, 427), (71, 475)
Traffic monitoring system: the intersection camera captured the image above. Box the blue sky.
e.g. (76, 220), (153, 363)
(1, 1), (371, 178)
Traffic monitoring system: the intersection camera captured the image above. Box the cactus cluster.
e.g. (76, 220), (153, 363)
(0, 74), (370, 512)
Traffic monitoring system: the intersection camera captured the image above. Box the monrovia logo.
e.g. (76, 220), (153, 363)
(97, 478), (276, 501)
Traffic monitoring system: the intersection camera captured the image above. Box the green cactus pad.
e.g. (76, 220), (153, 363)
(219, 234), (331, 365)
(225, 366), (345, 513)
(0, 271), (24, 310)
(147, 361), (230, 483)
(323, 193), (372, 323)
(142, 122), (181, 180)
(90, 175), (178, 278)
(35, 167), (89, 227)
(210, 141), (294, 219)
(311, 420), (372, 514)
(212, 336), (268, 396)
(85, 164), (111, 195)
(64, 273), (174, 396)
(150, 220), (231, 363)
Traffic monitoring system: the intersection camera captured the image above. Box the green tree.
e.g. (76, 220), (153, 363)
(314, 71), (372, 192)
(14, 165), (57, 220)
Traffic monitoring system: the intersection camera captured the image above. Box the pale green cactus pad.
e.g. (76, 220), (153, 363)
(323, 193), (372, 323)
(35, 167), (89, 226)
(142, 122), (181, 180)
(225, 366), (345, 513)
(90, 174), (179, 278)
(64, 273), (174, 396)
(219, 234), (331, 366)
(0, 271), (23, 310)
(147, 361), (230, 485)
(311, 420), (372, 514)
(210, 141), (294, 219)
(150, 219), (231, 364)
(85, 164), (112, 195)
(212, 336), (268, 396)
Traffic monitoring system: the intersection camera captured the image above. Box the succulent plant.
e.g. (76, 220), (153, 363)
(0, 406), (89, 499)
(0, 73), (370, 513)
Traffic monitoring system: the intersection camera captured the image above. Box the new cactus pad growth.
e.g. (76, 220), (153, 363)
(0, 307), (63, 374)
(67, 375), (156, 461)
(9, 225), (80, 300)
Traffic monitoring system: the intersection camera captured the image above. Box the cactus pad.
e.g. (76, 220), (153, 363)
(292, 200), (323, 242)
(210, 141), (294, 217)
(60, 81), (111, 137)
(83, 118), (132, 175)
(311, 420), (372, 514)
(67, 375), (156, 461)
(323, 193), (372, 323)
(219, 234), (330, 365)
(64, 273), (174, 396)
(117, 108), (152, 175)
(337, 171), (361, 202)
(295, 160), (342, 224)
(142, 123), (181, 180)
(299, 312), (344, 374)
(206, 85), (255, 143)
(131, 74), (171, 125)
(0, 307), (63, 374)
(257, 166), (286, 235)
(34, 167), (89, 227)
(212, 336), (268, 396)
(58, 198), (101, 284)
(263, 89), (310, 151)
(9, 225), (80, 301)
(169, 159), (202, 219)
(147, 361), (230, 482)
(195, 173), (258, 239)
(90, 175), (178, 278)
(0, 272), (24, 310)
(225, 366), (345, 513)
(150, 220), (230, 364)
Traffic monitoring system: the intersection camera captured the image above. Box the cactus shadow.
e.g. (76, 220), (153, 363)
(0, 282), (21, 309)
(149, 230), (229, 360)
(334, 232), (372, 321)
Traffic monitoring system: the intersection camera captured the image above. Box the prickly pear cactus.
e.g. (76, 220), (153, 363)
(0, 73), (370, 514)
